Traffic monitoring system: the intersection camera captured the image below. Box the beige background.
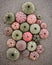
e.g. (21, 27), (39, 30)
(0, 0), (52, 65)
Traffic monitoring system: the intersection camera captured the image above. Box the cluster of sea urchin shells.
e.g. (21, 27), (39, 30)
(3, 2), (49, 61)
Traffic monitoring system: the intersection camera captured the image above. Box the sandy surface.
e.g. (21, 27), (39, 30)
(0, 0), (52, 65)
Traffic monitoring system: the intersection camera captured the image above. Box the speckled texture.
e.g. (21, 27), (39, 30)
(0, 0), (52, 65)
